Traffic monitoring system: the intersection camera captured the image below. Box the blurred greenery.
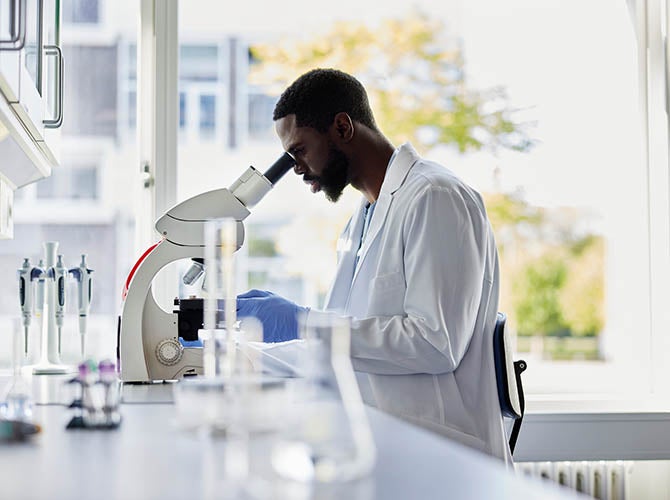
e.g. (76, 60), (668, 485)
(516, 336), (601, 361)
(559, 236), (604, 337)
(249, 9), (604, 359)
(513, 252), (568, 337)
(248, 271), (269, 289)
(249, 9), (535, 155)
(248, 237), (277, 257)
(485, 187), (605, 352)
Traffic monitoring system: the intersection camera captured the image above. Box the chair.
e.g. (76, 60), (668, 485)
(492, 312), (527, 455)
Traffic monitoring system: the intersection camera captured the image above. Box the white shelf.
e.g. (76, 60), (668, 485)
(0, 89), (53, 189)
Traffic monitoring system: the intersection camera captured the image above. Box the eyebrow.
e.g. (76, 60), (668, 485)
(287, 144), (301, 156)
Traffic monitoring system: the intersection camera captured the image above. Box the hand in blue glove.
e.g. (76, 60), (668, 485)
(236, 289), (308, 343)
(179, 338), (203, 348)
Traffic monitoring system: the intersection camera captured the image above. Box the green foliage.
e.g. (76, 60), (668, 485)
(249, 10), (534, 155)
(559, 237), (604, 337)
(248, 237), (277, 257)
(516, 336), (601, 360)
(484, 192), (545, 256)
(248, 271), (269, 289)
(486, 192), (544, 230)
(491, 194), (606, 342)
(508, 232), (605, 341)
(513, 253), (568, 337)
(248, 9), (605, 348)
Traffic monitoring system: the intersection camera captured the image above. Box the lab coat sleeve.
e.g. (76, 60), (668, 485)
(345, 185), (491, 375)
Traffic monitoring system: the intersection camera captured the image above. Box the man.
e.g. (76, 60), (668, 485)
(237, 68), (510, 463)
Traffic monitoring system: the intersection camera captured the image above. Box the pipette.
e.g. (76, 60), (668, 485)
(54, 255), (67, 355)
(69, 255), (93, 357)
(17, 259), (33, 357)
(34, 259), (46, 321)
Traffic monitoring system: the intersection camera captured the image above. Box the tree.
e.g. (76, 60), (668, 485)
(559, 236), (605, 337)
(512, 252), (568, 337)
(247, 10), (606, 353)
(249, 10), (534, 155)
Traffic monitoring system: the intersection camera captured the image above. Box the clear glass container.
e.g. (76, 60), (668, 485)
(1, 318), (34, 422)
(173, 218), (276, 498)
(271, 313), (376, 483)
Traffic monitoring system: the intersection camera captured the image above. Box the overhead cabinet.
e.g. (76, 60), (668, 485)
(0, 0), (62, 190)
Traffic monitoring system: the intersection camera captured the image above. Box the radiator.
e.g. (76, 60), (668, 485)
(515, 461), (633, 499)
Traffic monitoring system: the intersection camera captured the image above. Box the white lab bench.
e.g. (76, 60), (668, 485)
(0, 375), (580, 500)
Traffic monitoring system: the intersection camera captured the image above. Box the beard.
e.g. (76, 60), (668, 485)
(318, 144), (350, 203)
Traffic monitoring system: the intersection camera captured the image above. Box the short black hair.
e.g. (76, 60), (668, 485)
(273, 68), (378, 133)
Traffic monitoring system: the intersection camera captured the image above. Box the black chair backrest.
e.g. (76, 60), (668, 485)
(493, 312), (521, 418)
(492, 312), (527, 454)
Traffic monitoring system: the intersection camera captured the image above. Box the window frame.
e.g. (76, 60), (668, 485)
(148, 0), (670, 411)
(137, 0), (179, 310)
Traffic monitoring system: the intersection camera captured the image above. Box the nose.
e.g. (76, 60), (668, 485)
(293, 162), (307, 175)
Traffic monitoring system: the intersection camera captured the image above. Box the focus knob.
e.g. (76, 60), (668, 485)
(156, 339), (183, 366)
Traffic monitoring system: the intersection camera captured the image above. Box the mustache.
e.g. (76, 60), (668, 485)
(302, 173), (319, 182)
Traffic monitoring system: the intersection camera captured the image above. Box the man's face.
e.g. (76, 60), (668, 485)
(275, 115), (350, 202)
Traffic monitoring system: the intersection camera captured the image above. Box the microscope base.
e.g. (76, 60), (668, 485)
(31, 363), (75, 375)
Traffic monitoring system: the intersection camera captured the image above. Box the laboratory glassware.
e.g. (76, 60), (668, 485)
(175, 218), (277, 499)
(271, 313), (376, 483)
(174, 218), (282, 432)
(1, 319), (34, 422)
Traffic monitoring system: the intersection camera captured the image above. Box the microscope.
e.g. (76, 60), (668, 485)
(117, 153), (295, 382)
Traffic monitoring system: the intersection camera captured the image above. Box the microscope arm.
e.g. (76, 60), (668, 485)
(155, 188), (248, 247)
(119, 153), (295, 382)
(154, 153), (295, 247)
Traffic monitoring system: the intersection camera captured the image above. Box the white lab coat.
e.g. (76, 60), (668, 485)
(310, 143), (511, 463)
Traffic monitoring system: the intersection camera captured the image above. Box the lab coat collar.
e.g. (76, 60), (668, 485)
(324, 204), (366, 311)
(381, 143), (421, 196)
(350, 143), (420, 284)
(325, 143), (421, 311)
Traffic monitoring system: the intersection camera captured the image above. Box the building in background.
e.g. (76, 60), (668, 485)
(0, 0), (316, 365)
(0, 0), (650, 401)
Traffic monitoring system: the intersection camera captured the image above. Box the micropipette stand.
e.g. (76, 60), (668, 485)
(32, 242), (74, 375)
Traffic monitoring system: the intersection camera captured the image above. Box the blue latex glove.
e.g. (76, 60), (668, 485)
(178, 338), (203, 348)
(236, 289), (308, 343)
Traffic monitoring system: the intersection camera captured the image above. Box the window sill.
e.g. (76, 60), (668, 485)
(527, 393), (670, 413)
(515, 395), (670, 461)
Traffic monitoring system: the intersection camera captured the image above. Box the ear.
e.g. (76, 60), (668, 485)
(332, 112), (354, 143)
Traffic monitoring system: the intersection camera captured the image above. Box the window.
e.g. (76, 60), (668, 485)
(458, 0), (646, 396)
(199, 94), (216, 133)
(179, 92), (186, 129)
(62, 0), (100, 24)
(174, 0), (662, 402)
(177, 44), (224, 141)
(63, 45), (119, 137)
(123, 44), (137, 132)
(180, 45), (219, 82)
(127, 90), (137, 129)
(0, 0), (137, 366)
(248, 91), (277, 140)
(35, 165), (99, 200)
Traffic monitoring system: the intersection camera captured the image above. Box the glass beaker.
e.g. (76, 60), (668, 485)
(271, 313), (376, 483)
(1, 318), (34, 422)
(175, 217), (279, 499)
(203, 217), (241, 378)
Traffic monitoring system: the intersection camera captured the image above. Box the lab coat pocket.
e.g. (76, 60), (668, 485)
(368, 272), (406, 316)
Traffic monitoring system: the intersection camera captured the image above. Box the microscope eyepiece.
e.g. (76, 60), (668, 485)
(263, 152), (295, 185)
